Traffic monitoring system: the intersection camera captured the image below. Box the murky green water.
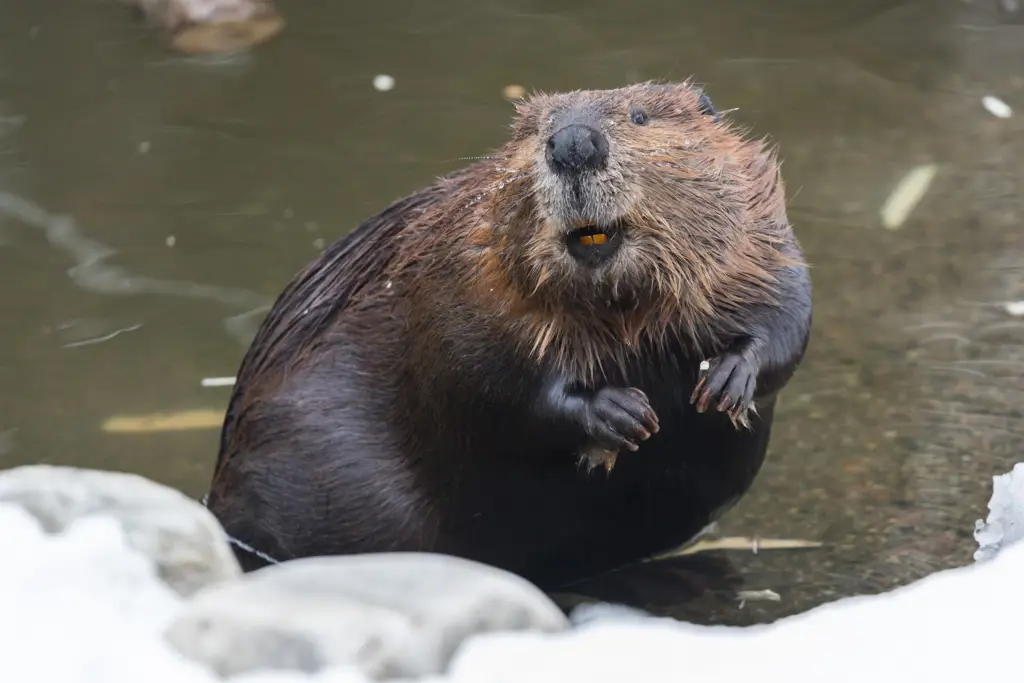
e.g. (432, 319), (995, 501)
(1, 0), (1022, 625)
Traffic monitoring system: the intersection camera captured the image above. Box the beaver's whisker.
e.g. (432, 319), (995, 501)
(439, 155), (508, 164)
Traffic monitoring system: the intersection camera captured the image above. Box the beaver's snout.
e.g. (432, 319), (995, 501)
(546, 124), (609, 175)
(539, 114), (621, 269)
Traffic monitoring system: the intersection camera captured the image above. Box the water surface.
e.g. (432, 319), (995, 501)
(1, 0), (1022, 625)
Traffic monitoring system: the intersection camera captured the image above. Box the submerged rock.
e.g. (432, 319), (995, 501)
(165, 552), (569, 680)
(0, 464), (239, 596)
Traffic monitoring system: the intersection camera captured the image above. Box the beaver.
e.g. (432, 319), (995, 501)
(205, 80), (813, 590)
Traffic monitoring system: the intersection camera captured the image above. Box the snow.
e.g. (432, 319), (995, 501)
(448, 540), (1024, 682)
(1, 461), (1022, 683)
(0, 505), (206, 683)
(975, 462), (1024, 561)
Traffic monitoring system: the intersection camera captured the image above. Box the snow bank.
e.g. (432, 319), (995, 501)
(0, 462), (1021, 683)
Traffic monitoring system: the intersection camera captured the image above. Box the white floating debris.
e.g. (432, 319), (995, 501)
(982, 95), (1013, 119)
(138, 141), (151, 154)
(165, 235), (176, 247)
(1004, 301), (1024, 317)
(880, 163), (938, 230)
(200, 377), (236, 388)
(373, 74), (395, 92)
(737, 589), (782, 608)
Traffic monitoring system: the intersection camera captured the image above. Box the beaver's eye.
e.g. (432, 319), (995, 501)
(629, 107), (648, 125)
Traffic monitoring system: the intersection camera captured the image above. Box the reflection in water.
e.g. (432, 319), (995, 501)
(0, 104), (22, 246)
(0, 0), (1022, 625)
(0, 189), (270, 349)
(0, 191), (267, 308)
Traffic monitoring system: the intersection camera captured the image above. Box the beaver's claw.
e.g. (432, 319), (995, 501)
(690, 354), (758, 429)
(582, 386), (660, 453)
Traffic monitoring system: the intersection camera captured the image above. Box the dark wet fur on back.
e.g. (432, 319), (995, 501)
(215, 184), (450, 471)
(208, 80), (813, 592)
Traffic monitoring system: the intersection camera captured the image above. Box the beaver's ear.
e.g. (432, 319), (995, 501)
(692, 87), (721, 123)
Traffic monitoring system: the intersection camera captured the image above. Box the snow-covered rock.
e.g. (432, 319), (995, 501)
(0, 464), (239, 596)
(164, 553), (568, 679)
(0, 461), (1022, 683)
(0, 504), (213, 683)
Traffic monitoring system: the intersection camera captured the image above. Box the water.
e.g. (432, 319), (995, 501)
(1, 0), (1022, 625)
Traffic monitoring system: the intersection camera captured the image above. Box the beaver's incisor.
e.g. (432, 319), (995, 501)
(206, 81), (813, 589)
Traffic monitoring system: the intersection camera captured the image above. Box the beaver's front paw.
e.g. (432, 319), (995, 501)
(690, 353), (758, 428)
(582, 387), (660, 453)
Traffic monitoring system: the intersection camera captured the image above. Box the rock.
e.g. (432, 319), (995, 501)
(0, 465), (239, 596)
(0, 501), (370, 683)
(165, 552), (569, 680)
(128, 0), (285, 55)
(974, 462), (1024, 562)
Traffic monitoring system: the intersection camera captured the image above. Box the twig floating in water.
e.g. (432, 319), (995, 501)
(647, 536), (824, 561)
(62, 324), (143, 348)
(102, 409), (224, 433)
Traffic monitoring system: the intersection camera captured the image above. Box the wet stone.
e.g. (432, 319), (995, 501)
(0, 464), (240, 596)
(164, 552), (569, 680)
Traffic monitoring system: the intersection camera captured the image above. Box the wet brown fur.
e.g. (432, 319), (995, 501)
(467, 98), (798, 383)
(221, 81), (799, 407)
(209, 80), (812, 588)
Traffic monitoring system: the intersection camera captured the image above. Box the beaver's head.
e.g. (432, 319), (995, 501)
(471, 81), (792, 375)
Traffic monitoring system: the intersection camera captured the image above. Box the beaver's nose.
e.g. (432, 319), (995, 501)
(546, 124), (609, 175)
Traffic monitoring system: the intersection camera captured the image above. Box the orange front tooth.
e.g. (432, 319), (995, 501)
(592, 233), (608, 245)
(579, 235), (594, 245)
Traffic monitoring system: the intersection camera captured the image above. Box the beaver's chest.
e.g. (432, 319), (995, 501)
(433, 363), (776, 590)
